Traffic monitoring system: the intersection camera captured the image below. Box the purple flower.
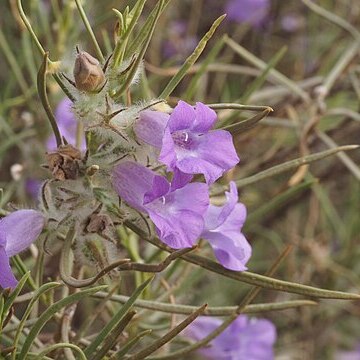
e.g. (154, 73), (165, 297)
(162, 21), (198, 61)
(0, 210), (45, 289)
(134, 110), (169, 148)
(25, 178), (42, 200)
(225, 0), (270, 27)
(47, 98), (86, 151)
(337, 344), (360, 360)
(201, 182), (251, 271)
(281, 14), (303, 33)
(112, 161), (209, 249)
(185, 315), (276, 360)
(135, 101), (239, 184)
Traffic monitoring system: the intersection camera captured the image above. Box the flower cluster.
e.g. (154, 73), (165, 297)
(113, 100), (251, 271)
(185, 315), (277, 359)
(1, 79), (251, 290)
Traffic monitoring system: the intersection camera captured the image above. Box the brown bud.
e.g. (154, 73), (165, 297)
(73, 49), (105, 92)
(46, 144), (82, 180)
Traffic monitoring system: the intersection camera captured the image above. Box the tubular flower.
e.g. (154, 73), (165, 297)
(135, 101), (239, 184)
(0, 210), (45, 289)
(185, 315), (277, 360)
(112, 161), (209, 249)
(201, 181), (251, 271)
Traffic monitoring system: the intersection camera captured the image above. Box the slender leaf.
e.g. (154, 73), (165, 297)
(3, 272), (30, 317)
(111, 330), (152, 359)
(127, 304), (207, 360)
(222, 108), (273, 134)
(19, 285), (107, 359)
(12, 282), (61, 360)
(93, 292), (317, 316)
(84, 277), (153, 357)
(160, 15), (226, 99)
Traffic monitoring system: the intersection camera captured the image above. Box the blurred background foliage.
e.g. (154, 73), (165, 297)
(0, 0), (360, 359)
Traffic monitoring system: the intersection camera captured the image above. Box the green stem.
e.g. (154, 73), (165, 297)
(74, 0), (104, 62)
(92, 292), (317, 316)
(37, 53), (63, 147)
(16, 0), (46, 56)
(125, 221), (360, 300)
(36, 343), (87, 360)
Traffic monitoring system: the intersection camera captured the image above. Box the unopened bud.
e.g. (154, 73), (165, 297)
(73, 48), (105, 92)
(152, 102), (172, 114)
(86, 165), (99, 177)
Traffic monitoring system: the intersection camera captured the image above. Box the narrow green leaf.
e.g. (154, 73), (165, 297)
(224, 35), (310, 102)
(302, 0), (360, 42)
(114, 0), (164, 98)
(183, 252), (360, 299)
(246, 179), (316, 225)
(12, 282), (61, 360)
(19, 285), (107, 359)
(125, 0), (171, 58)
(184, 36), (225, 101)
(221, 108), (273, 134)
(35, 343), (87, 360)
(209, 103), (272, 112)
(84, 277), (153, 357)
(93, 292), (317, 316)
(241, 46), (287, 103)
(0, 294), (4, 329)
(233, 145), (359, 189)
(160, 14), (226, 99)
(91, 310), (136, 360)
(134, 234), (360, 300)
(127, 304), (207, 360)
(112, 0), (148, 67)
(3, 272), (30, 317)
(111, 330), (152, 359)
(12, 255), (37, 290)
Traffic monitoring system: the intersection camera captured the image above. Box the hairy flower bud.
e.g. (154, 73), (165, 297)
(73, 49), (105, 92)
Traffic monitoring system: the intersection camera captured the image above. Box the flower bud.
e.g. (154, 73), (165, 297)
(73, 49), (105, 92)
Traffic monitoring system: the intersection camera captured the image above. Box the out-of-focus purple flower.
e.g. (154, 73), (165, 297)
(201, 182), (251, 271)
(47, 98), (86, 151)
(135, 101), (239, 184)
(185, 315), (276, 360)
(0, 210), (45, 289)
(281, 14), (304, 33)
(25, 178), (42, 200)
(162, 21), (198, 61)
(337, 344), (360, 360)
(112, 161), (209, 249)
(225, 0), (270, 27)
